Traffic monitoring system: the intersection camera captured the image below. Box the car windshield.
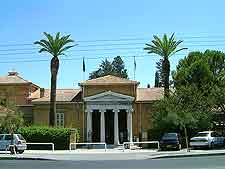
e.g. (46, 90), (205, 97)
(162, 133), (178, 139)
(17, 134), (25, 140)
(195, 133), (209, 137)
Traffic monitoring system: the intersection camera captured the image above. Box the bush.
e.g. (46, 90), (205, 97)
(18, 126), (80, 150)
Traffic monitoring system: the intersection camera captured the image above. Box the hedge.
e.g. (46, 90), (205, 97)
(18, 126), (80, 150)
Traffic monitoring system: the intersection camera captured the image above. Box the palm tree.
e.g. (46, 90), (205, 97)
(144, 33), (187, 97)
(34, 32), (75, 126)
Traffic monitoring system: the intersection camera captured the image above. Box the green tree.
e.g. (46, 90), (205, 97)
(173, 50), (225, 113)
(34, 32), (75, 126)
(155, 59), (163, 87)
(153, 85), (214, 151)
(89, 56), (128, 79)
(144, 33), (187, 97)
(0, 102), (24, 154)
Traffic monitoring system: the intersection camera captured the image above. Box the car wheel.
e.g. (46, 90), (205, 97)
(211, 142), (215, 149)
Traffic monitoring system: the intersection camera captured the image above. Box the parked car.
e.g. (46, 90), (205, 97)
(0, 134), (27, 154)
(159, 133), (182, 151)
(190, 131), (225, 149)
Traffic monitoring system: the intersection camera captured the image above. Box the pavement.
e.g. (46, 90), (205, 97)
(1, 148), (225, 161)
(3, 155), (225, 169)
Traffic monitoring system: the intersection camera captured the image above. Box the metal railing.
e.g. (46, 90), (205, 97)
(26, 142), (55, 152)
(69, 142), (107, 152)
(122, 141), (159, 152)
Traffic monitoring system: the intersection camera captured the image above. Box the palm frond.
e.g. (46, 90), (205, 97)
(34, 32), (75, 57)
(58, 45), (75, 55)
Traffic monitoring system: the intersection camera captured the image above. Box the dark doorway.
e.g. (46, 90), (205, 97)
(92, 110), (100, 142)
(119, 110), (128, 143)
(105, 110), (114, 144)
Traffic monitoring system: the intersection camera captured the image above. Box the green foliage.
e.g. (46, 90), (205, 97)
(89, 56), (128, 79)
(155, 59), (163, 87)
(173, 50), (225, 114)
(0, 102), (24, 134)
(152, 85), (214, 133)
(18, 126), (80, 150)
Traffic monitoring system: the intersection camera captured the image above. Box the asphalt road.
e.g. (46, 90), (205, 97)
(2, 155), (225, 169)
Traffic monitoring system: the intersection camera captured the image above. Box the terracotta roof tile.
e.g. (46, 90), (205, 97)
(80, 75), (139, 85)
(0, 71), (39, 88)
(0, 75), (30, 84)
(32, 89), (81, 102)
(136, 88), (163, 102)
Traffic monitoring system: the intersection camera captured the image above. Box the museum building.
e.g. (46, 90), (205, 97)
(0, 71), (163, 145)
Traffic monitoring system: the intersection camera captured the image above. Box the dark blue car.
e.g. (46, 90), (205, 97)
(159, 133), (181, 151)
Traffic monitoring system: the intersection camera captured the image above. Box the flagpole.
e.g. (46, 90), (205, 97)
(82, 57), (85, 142)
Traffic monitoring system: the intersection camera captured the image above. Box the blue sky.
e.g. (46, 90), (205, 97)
(0, 0), (225, 88)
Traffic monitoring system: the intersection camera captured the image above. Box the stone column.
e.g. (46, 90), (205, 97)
(114, 109), (120, 145)
(100, 109), (105, 143)
(127, 109), (133, 142)
(86, 111), (92, 142)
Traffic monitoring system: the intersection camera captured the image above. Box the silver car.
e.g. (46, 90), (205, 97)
(190, 131), (225, 149)
(0, 134), (27, 154)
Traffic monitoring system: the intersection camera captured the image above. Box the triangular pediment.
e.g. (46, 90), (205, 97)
(84, 91), (134, 102)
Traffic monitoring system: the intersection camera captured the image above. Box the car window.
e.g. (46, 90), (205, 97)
(195, 133), (209, 137)
(4, 135), (12, 140)
(0, 135), (3, 140)
(17, 134), (25, 140)
(162, 133), (178, 139)
(211, 132), (219, 137)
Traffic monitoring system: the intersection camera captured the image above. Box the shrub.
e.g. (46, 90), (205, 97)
(18, 126), (80, 150)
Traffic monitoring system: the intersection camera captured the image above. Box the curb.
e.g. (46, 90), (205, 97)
(151, 152), (225, 159)
(0, 156), (54, 161)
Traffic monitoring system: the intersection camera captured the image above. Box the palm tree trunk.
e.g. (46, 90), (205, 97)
(162, 58), (170, 97)
(49, 56), (59, 126)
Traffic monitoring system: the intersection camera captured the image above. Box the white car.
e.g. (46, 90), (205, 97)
(0, 134), (27, 154)
(190, 131), (225, 149)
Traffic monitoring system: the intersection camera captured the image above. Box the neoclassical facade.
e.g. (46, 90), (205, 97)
(0, 71), (164, 145)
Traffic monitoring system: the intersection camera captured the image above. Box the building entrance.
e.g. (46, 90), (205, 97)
(92, 110), (100, 142)
(105, 110), (114, 144)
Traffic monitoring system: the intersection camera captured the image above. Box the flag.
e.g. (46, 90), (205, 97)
(134, 56), (136, 72)
(133, 56), (136, 79)
(83, 57), (85, 72)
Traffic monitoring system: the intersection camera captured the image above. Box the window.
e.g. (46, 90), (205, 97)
(4, 134), (13, 140)
(56, 113), (64, 127)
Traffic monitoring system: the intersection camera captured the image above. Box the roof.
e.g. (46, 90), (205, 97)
(79, 75), (139, 85)
(32, 89), (81, 102)
(0, 71), (39, 88)
(136, 88), (164, 102)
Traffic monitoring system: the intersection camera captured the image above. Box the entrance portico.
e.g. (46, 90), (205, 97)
(84, 91), (134, 145)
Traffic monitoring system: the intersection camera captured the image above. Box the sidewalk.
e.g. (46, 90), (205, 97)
(1, 149), (225, 161)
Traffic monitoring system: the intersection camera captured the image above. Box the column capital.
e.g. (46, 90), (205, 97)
(99, 109), (106, 113)
(113, 109), (120, 113)
(127, 108), (133, 113)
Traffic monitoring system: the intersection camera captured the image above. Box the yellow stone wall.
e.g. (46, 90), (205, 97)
(0, 84), (36, 105)
(133, 102), (153, 141)
(33, 103), (85, 141)
(83, 84), (137, 98)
